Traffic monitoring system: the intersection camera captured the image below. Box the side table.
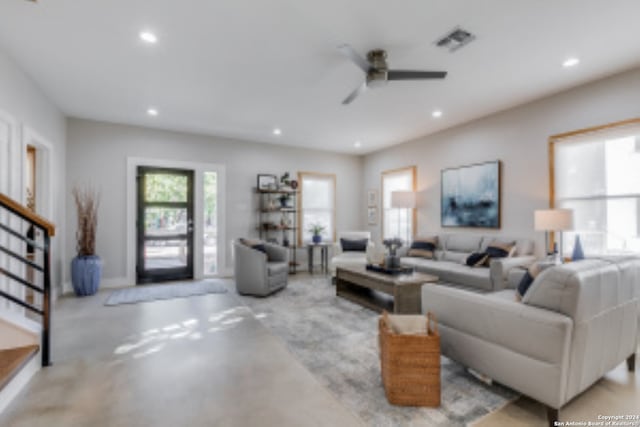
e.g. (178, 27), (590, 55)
(306, 243), (331, 274)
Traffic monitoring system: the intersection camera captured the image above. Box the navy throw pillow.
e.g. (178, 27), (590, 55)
(341, 238), (368, 252)
(517, 271), (535, 299)
(408, 237), (437, 259)
(465, 252), (489, 267)
(252, 244), (267, 254)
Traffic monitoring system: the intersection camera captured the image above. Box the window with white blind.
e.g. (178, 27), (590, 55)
(552, 121), (640, 256)
(382, 167), (416, 240)
(299, 172), (336, 243)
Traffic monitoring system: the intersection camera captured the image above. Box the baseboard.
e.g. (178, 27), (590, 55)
(61, 277), (132, 295)
(0, 349), (40, 414)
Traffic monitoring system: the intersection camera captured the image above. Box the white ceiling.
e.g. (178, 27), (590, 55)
(1, 1), (640, 154)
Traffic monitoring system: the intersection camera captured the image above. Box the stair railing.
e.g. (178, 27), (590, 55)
(0, 193), (55, 366)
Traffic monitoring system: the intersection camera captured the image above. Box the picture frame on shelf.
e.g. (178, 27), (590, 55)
(257, 174), (277, 191)
(367, 207), (377, 225)
(367, 189), (378, 207)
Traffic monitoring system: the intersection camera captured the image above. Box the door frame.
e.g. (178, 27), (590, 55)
(126, 157), (227, 285)
(136, 166), (195, 283)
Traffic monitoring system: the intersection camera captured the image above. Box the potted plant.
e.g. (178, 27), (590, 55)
(280, 172), (291, 188)
(308, 223), (326, 244)
(278, 193), (292, 208)
(71, 186), (101, 296)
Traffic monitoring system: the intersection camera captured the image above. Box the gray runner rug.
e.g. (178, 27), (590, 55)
(233, 275), (518, 427)
(105, 280), (227, 306)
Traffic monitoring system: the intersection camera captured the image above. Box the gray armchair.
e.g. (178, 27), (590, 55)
(233, 240), (289, 296)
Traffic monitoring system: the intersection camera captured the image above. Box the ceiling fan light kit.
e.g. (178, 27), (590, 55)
(338, 44), (448, 105)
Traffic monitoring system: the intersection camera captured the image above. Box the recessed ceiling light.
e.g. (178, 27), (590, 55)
(432, 110), (443, 118)
(139, 31), (158, 44)
(147, 108), (158, 116)
(273, 128), (282, 135)
(563, 57), (580, 68)
(354, 141), (362, 148)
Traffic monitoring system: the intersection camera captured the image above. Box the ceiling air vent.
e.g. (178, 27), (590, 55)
(435, 27), (476, 52)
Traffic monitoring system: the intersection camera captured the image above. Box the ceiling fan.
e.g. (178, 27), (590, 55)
(337, 44), (447, 105)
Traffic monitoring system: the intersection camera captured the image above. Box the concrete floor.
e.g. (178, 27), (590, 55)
(0, 282), (362, 427)
(1, 276), (638, 427)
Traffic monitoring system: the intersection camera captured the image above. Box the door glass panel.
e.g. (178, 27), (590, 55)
(145, 239), (188, 270)
(203, 172), (217, 275)
(145, 173), (188, 202)
(145, 207), (188, 236)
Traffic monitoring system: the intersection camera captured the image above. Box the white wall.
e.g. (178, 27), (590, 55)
(363, 67), (640, 254)
(0, 48), (66, 295)
(66, 118), (363, 287)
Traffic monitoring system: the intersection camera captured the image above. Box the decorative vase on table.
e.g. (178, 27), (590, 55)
(71, 255), (102, 296)
(383, 237), (403, 269)
(312, 234), (322, 244)
(572, 234), (585, 261)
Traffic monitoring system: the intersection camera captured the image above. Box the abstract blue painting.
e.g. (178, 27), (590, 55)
(441, 161), (501, 228)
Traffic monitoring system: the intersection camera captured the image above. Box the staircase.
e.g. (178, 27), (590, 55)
(0, 193), (55, 413)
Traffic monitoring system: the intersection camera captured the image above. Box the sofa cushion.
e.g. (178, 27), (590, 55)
(521, 259), (620, 321)
(445, 234), (482, 253)
(441, 251), (470, 264)
(481, 237), (534, 256)
(340, 238), (368, 252)
(401, 257), (492, 291)
(408, 237), (438, 259)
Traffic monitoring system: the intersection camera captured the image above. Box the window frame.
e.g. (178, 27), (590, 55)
(297, 171), (337, 245)
(381, 166), (417, 240)
(548, 117), (640, 253)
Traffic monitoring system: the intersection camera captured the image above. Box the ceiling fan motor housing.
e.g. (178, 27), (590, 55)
(367, 49), (388, 70)
(366, 49), (389, 87)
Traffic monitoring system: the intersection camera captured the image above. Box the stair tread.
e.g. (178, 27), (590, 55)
(0, 345), (39, 391)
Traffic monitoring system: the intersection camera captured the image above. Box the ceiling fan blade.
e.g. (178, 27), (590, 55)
(388, 70), (447, 80)
(337, 44), (370, 73)
(342, 82), (367, 105)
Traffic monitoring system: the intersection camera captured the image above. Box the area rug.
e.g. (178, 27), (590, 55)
(104, 280), (227, 306)
(233, 275), (518, 427)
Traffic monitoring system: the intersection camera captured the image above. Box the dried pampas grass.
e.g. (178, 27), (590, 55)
(72, 186), (100, 256)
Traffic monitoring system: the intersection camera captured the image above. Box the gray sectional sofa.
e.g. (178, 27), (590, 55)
(422, 257), (640, 425)
(399, 234), (536, 291)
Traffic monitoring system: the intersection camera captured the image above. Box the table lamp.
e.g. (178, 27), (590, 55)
(534, 208), (574, 260)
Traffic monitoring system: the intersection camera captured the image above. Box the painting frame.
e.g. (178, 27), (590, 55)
(367, 189), (378, 207)
(257, 174), (277, 191)
(367, 207), (377, 225)
(441, 160), (501, 229)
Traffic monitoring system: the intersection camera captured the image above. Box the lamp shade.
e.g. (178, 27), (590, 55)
(391, 191), (416, 209)
(534, 209), (574, 231)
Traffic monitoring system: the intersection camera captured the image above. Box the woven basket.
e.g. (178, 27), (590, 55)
(379, 310), (441, 407)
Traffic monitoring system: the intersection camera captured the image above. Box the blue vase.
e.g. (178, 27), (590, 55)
(71, 255), (102, 296)
(572, 235), (585, 261)
(312, 234), (321, 244)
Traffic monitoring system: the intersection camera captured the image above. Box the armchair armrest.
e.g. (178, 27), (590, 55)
(263, 243), (289, 263)
(490, 256), (536, 290)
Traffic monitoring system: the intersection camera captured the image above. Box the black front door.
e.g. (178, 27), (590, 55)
(137, 166), (194, 283)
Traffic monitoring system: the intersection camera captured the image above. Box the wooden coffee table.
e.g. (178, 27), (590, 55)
(335, 265), (438, 314)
